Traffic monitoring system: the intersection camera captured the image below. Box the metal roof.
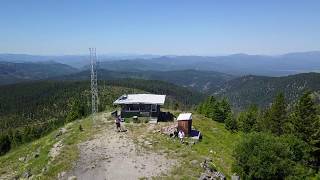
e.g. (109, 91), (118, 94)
(177, 113), (192, 121)
(113, 94), (166, 105)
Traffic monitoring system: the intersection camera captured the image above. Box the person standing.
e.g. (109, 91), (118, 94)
(178, 130), (185, 143)
(115, 115), (121, 132)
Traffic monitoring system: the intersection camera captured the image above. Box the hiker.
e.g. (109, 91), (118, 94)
(115, 115), (121, 132)
(173, 127), (179, 138)
(178, 130), (185, 143)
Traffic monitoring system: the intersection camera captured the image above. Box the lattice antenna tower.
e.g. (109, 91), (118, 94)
(90, 48), (99, 122)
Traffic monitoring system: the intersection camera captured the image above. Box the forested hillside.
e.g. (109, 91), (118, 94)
(56, 69), (233, 92)
(104, 79), (205, 107)
(0, 61), (78, 85)
(197, 92), (320, 179)
(2, 61), (320, 111)
(0, 61), (208, 156)
(0, 79), (204, 155)
(0, 81), (136, 155)
(216, 72), (320, 109)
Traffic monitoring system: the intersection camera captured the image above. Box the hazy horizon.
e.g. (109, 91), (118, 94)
(1, 0), (320, 55)
(1, 50), (320, 57)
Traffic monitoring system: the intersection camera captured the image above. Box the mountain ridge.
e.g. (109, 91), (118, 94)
(1, 51), (320, 76)
(0, 61), (78, 85)
(216, 72), (320, 109)
(54, 69), (234, 92)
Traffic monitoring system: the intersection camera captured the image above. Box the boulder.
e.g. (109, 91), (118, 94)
(199, 158), (225, 180)
(55, 128), (67, 138)
(144, 141), (152, 145)
(41, 166), (47, 173)
(231, 175), (240, 180)
(57, 171), (66, 179)
(68, 176), (77, 180)
(198, 173), (210, 180)
(33, 148), (40, 158)
(18, 156), (26, 162)
(22, 169), (32, 178)
(190, 159), (199, 166)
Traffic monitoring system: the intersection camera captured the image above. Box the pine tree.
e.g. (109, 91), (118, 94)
(197, 102), (204, 114)
(238, 105), (259, 133)
(311, 125), (320, 170)
(291, 91), (320, 169)
(264, 93), (288, 136)
(201, 98), (210, 117)
(198, 96), (232, 123)
(225, 112), (237, 132)
(220, 98), (232, 122)
(207, 96), (217, 118)
(211, 101), (219, 121)
(292, 91), (318, 142)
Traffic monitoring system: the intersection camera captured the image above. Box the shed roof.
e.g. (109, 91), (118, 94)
(113, 94), (166, 105)
(177, 113), (192, 121)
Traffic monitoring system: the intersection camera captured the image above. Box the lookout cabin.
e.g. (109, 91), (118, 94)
(113, 94), (166, 121)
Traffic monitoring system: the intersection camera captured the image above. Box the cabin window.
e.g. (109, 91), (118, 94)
(127, 104), (139, 111)
(151, 104), (157, 112)
(140, 104), (150, 111)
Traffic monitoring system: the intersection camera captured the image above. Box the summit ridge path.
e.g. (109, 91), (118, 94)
(63, 113), (176, 180)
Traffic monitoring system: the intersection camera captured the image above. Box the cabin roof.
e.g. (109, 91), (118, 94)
(177, 113), (192, 121)
(113, 94), (166, 105)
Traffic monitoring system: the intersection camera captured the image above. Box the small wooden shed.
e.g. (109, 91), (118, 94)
(177, 113), (192, 136)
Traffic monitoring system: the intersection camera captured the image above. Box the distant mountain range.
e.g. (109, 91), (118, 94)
(55, 69), (234, 92)
(1, 51), (320, 76)
(1, 52), (320, 109)
(0, 61), (235, 92)
(0, 61), (78, 85)
(95, 51), (320, 76)
(0, 54), (159, 68)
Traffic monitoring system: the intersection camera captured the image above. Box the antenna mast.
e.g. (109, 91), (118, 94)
(90, 48), (99, 122)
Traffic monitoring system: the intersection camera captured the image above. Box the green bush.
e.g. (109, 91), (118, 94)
(237, 105), (259, 133)
(197, 96), (232, 123)
(233, 132), (312, 179)
(124, 118), (130, 123)
(225, 112), (237, 132)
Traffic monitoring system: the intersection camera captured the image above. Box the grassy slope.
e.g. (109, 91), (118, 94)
(192, 114), (240, 175)
(127, 111), (241, 179)
(0, 115), (95, 179)
(0, 111), (240, 179)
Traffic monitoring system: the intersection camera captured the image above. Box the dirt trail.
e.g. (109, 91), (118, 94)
(63, 113), (176, 180)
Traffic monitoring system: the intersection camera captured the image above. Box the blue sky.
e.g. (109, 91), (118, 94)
(0, 0), (319, 55)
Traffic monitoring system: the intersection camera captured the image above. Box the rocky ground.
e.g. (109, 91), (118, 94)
(61, 113), (176, 180)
